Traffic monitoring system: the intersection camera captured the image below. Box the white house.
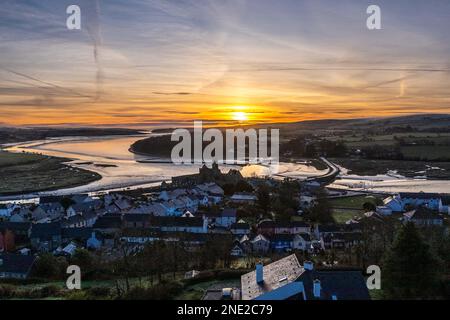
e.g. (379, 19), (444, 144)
(384, 193), (447, 213)
(383, 195), (403, 212)
(230, 193), (257, 204)
(251, 234), (270, 254)
(241, 255), (370, 300)
(439, 197), (450, 214)
(292, 233), (312, 252)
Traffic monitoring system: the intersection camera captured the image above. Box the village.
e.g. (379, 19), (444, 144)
(0, 161), (449, 300)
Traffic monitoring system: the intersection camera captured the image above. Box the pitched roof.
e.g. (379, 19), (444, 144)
(230, 222), (250, 230)
(93, 216), (122, 229)
(241, 254), (304, 300)
(0, 254), (36, 275)
(441, 196), (450, 206)
(222, 208), (237, 218)
(151, 216), (204, 228)
(271, 234), (294, 242)
(399, 192), (441, 200)
(0, 222), (32, 233)
(30, 222), (61, 239)
(123, 214), (152, 223)
(61, 227), (93, 240)
(299, 269), (370, 300)
(404, 207), (443, 220)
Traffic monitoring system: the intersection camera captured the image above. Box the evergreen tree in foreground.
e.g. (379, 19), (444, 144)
(382, 222), (439, 299)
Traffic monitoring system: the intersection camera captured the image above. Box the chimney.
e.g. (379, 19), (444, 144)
(256, 263), (264, 284)
(313, 279), (321, 298)
(304, 261), (314, 271)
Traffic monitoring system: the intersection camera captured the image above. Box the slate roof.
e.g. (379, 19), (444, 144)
(230, 222), (250, 230)
(0, 254), (36, 275)
(222, 208), (237, 218)
(241, 254), (304, 300)
(61, 227), (94, 240)
(30, 222), (61, 239)
(93, 216), (122, 229)
(299, 269), (370, 300)
(271, 234), (294, 242)
(123, 214), (152, 223)
(0, 222), (32, 233)
(441, 196), (450, 206)
(151, 216), (204, 228)
(399, 192), (441, 200)
(404, 207), (443, 220)
(241, 254), (370, 300)
(257, 220), (276, 229)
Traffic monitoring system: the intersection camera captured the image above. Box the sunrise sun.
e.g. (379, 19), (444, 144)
(231, 111), (249, 122)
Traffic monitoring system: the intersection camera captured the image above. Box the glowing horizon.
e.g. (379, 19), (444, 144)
(1, 0), (450, 127)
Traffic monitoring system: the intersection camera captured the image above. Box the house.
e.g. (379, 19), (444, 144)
(39, 202), (65, 216)
(230, 220), (251, 236)
(251, 234), (270, 254)
(61, 227), (94, 244)
(257, 220), (276, 236)
(403, 207), (444, 226)
(9, 207), (31, 222)
(67, 201), (101, 217)
(292, 233), (312, 252)
(314, 224), (357, 239)
(274, 221), (310, 235)
(206, 208), (237, 228)
(71, 194), (94, 204)
(30, 222), (62, 252)
(322, 232), (362, 250)
(399, 192), (441, 211)
(123, 214), (152, 228)
(382, 195), (403, 213)
(299, 195), (316, 209)
(86, 232), (102, 250)
(270, 234), (294, 251)
(375, 206), (393, 216)
(230, 243), (246, 257)
(150, 216), (208, 233)
(236, 235), (252, 254)
(384, 192), (444, 213)
(62, 211), (98, 228)
(439, 196), (450, 214)
(0, 222), (32, 243)
(120, 228), (159, 244)
(230, 193), (257, 204)
(0, 204), (19, 217)
(93, 215), (123, 235)
(241, 255), (370, 300)
(241, 254), (304, 300)
(0, 254), (36, 279)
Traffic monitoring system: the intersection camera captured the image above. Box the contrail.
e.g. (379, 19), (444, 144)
(84, 0), (103, 101)
(0, 67), (92, 98)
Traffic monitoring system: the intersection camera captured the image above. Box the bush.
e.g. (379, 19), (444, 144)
(87, 286), (111, 298)
(122, 281), (183, 300)
(0, 284), (16, 299)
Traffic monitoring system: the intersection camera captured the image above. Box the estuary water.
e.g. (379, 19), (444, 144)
(2, 134), (325, 200)
(2, 134), (450, 201)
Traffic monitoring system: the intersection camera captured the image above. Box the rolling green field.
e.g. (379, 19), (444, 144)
(0, 151), (101, 195)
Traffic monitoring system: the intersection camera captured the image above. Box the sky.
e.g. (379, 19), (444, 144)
(1, 0), (450, 127)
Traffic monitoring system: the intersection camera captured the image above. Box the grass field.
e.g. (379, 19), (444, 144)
(329, 195), (381, 209)
(0, 151), (101, 195)
(401, 145), (450, 160)
(329, 195), (380, 223)
(332, 208), (365, 224)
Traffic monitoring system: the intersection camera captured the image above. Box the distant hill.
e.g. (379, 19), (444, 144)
(0, 127), (143, 144)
